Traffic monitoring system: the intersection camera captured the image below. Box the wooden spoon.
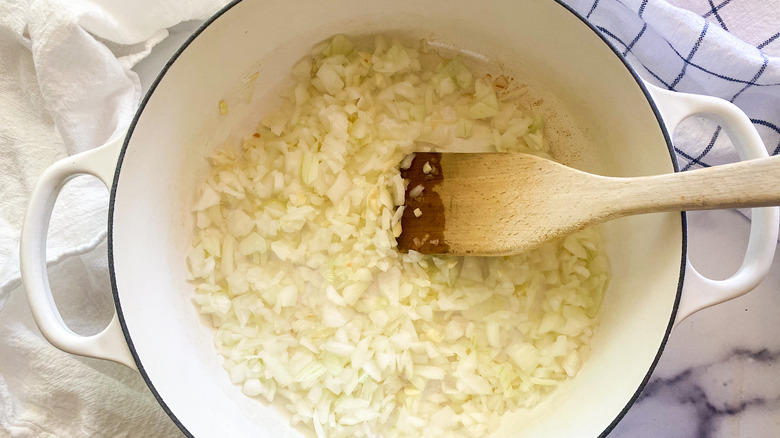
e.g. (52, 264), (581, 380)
(396, 152), (780, 256)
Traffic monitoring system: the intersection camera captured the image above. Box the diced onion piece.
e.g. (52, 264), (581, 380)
(327, 171), (352, 203)
(408, 184), (424, 199)
(399, 153), (415, 170)
(316, 63), (345, 95)
(469, 77), (500, 119)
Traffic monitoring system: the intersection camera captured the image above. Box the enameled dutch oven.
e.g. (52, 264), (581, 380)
(20, 0), (779, 436)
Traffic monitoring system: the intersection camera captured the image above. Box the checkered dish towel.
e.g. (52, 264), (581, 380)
(567, 0), (780, 171)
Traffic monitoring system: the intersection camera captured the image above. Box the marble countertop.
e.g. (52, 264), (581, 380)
(612, 208), (780, 437)
(133, 21), (780, 438)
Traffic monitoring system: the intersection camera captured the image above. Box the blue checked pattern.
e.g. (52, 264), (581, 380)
(564, 0), (780, 171)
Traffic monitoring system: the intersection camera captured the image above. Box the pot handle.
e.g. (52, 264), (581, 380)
(19, 135), (136, 369)
(644, 82), (780, 326)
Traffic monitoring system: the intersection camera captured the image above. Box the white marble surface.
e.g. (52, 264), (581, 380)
(611, 208), (780, 437)
(126, 19), (780, 438)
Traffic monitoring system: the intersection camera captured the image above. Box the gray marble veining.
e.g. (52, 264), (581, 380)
(612, 348), (780, 437)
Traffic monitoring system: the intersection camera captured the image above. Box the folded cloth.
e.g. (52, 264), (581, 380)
(0, 0), (778, 437)
(566, 0), (780, 170)
(0, 0), (226, 436)
(0, 240), (184, 437)
(0, 0), (229, 304)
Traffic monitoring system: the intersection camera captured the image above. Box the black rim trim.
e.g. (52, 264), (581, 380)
(107, 1), (243, 437)
(549, 1), (686, 436)
(106, 1), (687, 437)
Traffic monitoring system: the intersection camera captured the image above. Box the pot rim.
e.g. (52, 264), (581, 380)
(106, 1), (686, 436)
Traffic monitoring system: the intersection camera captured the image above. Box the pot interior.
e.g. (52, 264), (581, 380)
(111, 0), (683, 436)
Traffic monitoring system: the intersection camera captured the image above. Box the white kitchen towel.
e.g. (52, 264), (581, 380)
(0, 0), (226, 436)
(0, 0), (778, 437)
(0, 240), (184, 437)
(0, 0), (229, 307)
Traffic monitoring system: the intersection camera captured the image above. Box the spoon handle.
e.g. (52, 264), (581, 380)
(599, 155), (780, 219)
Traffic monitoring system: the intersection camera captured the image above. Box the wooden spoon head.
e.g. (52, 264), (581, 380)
(396, 153), (450, 254)
(397, 152), (595, 256)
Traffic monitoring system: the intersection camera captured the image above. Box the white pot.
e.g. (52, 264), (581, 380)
(20, 0), (779, 437)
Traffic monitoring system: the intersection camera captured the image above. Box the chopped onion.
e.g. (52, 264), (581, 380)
(399, 153), (416, 170)
(408, 184), (424, 199)
(188, 35), (609, 438)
